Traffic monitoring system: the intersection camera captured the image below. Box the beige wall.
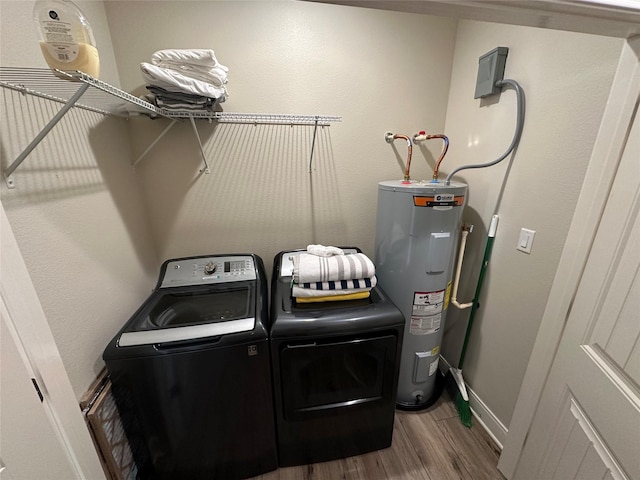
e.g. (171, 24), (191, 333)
(0, 0), (623, 436)
(0, 0), (158, 399)
(439, 20), (621, 427)
(103, 0), (458, 272)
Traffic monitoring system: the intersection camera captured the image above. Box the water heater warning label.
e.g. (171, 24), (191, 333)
(410, 313), (442, 335)
(413, 290), (445, 312)
(410, 289), (445, 335)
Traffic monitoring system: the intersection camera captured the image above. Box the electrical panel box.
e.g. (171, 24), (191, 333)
(474, 47), (508, 98)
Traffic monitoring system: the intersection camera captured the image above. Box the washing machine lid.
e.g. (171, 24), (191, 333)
(118, 284), (255, 347)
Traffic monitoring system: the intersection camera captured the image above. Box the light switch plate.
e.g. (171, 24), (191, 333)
(517, 228), (535, 254)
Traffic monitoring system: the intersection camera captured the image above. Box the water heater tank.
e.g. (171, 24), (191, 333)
(375, 179), (467, 409)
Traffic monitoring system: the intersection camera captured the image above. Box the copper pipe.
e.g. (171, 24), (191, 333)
(391, 134), (413, 182)
(426, 134), (449, 180)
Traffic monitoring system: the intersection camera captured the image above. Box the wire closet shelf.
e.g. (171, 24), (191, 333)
(0, 67), (342, 125)
(0, 67), (341, 187)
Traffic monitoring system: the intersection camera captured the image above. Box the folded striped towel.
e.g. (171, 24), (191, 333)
(292, 285), (372, 297)
(294, 291), (371, 303)
(301, 276), (377, 290)
(292, 252), (375, 284)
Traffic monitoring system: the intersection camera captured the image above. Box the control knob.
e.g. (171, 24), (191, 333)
(204, 261), (217, 275)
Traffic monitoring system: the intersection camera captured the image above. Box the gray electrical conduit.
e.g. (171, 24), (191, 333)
(445, 79), (525, 185)
(448, 78), (524, 309)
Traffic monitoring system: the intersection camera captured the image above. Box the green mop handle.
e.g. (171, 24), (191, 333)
(458, 214), (499, 369)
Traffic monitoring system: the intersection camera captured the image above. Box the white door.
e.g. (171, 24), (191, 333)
(512, 76), (640, 478)
(1, 299), (78, 480)
(0, 201), (105, 480)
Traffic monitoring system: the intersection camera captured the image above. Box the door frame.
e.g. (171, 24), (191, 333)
(498, 35), (640, 478)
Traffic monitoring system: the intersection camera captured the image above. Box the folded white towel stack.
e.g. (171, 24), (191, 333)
(151, 49), (229, 86)
(290, 245), (377, 302)
(140, 48), (229, 110)
(151, 49), (223, 67)
(140, 62), (227, 99)
(306, 244), (345, 257)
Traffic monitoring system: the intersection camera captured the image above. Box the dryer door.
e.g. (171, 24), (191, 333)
(280, 333), (397, 420)
(119, 284), (255, 347)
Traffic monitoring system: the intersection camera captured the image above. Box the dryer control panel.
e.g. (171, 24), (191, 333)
(160, 255), (256, 288)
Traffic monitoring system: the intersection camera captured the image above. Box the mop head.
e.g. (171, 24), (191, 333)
(444, 367), (472, 428)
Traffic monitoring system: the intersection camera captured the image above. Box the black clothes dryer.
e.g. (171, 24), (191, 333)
(103, 254), (277, 480)
(270, 248), (405, 467)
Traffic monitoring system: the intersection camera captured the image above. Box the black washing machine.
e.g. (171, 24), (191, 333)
(103, 254), (277, 480)
(270, 248), (405, 467)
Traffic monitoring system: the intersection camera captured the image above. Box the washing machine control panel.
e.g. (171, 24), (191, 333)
(160, 255), (256, 288)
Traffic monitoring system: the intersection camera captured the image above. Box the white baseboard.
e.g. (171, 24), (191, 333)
(439, 357), (508, 450)
(467, 385), (508, 450)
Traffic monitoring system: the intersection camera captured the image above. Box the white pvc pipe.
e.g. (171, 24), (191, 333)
(451, 227), (474, 310)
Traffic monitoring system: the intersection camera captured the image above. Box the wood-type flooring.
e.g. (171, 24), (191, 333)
(250, 395), (506, 480)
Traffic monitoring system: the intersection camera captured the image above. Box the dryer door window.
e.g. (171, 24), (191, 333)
(280, 334), (397, 420)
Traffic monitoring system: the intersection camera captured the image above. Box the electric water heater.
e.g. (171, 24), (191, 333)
(375, 179), (467, 409)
